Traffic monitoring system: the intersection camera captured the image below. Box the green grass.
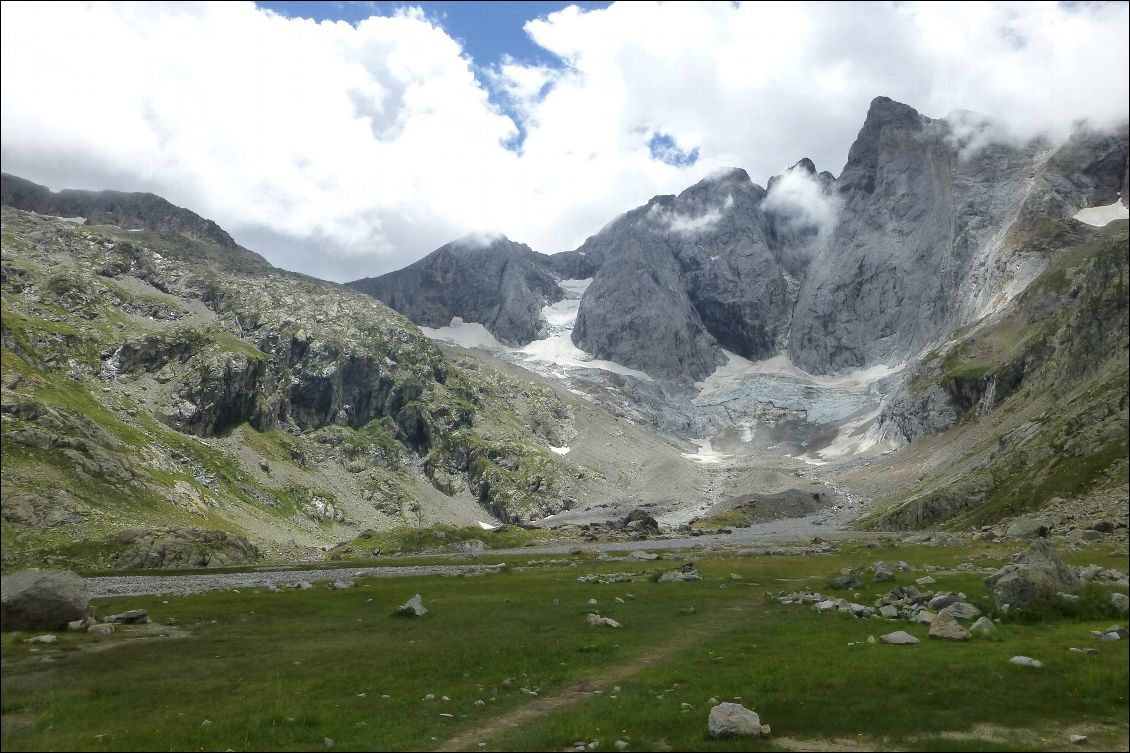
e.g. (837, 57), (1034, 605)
(2, 546), (1127, 752)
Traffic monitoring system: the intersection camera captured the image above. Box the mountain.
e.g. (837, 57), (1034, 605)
(0, 183), (595, 571)
(347, 236), (568, 346)
(354, 97), (1129, 384)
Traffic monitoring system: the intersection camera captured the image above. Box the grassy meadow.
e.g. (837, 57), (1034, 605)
(2, 542), (1127, 752)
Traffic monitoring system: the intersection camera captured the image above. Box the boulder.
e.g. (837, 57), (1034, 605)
(970, 616), (995, 635)
(707, 702), (762, 738)
(395, 594), (427, 617)
(984, 540), (1079, 609)
(1112, 593), (1128, 616)
(873, 562), (895, 583)
(1005, 517), (1052, 539)
(1, 569), (89, 630)
(629, 550), (659, 561)
(332, 579), (354, 590)
(880, 630), (920, 645)
(928, 610), (969, 641)
(108, 527), (258, 569)
(927, 592), (965, 611)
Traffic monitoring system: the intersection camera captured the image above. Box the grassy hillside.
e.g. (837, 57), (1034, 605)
(1, 208), (575, 571)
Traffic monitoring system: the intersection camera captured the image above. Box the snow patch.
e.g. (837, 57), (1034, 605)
(419, 317), (508, 351)
(681, 437), (727, 464)
(1074, 199), (1129, 227)
(549, 446), (571, 455)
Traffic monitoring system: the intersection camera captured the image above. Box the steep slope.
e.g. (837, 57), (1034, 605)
(1, 195), (581, 571)
(347, 236), (566, 346)
(861, 219), (1128, 529)
(789, 99), (1129, 374)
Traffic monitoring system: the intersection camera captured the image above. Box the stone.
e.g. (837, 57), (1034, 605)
(1100, 632), (1120, 641)
(1009, 656), (1044, 668)
(332, 579), (354, 590)
(912, 611), (936, 624)
(88, 622), (115, 635)
(828, 572), (862, 590)
(1070, 734), (1089, 745)
(1, 569), (89, 630)
(395, 594), (427, 617)
(927, 592), (965, 611)
(940, 602), (981, 621)
(25, 634), (58, 644)
(1112, 593), (1128, 616)
(588, 598), (599, 606)
(586, 613), (622, 628)
(1005, 517), (1052, 539)
(879, 605), (898, 619)
(970, 616), (995, 635)
(103, 608), (149, 624)
(915, 576), (936, 586)
(880, 631), (920, 645)
(707, 702), (762, 739)
(107, 527), (258, 569)
(629, 550), (658, 561)
(873, 562), (895, 582)
(928, 610), (970, 641)
(984, 540), (1080, 609)
(615, 740), (628, 750)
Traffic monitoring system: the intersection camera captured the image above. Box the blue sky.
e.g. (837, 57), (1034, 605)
(257, 2), (610, 66)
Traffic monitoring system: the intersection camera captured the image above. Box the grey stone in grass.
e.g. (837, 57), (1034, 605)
(940, 602), (981, 621)
(1009, 656), (1043, 667)
(927, 592), (965, 611)
(25, 634), (58, 644)
(707, 702), (762, 738)
(915, 576), (936, 586)
(88, 622), (115, 635)
(970, 616), (995, 635)
(1070, 734), (1089, 745)
(332, 579), (354, 590)
(880, 631), (920, 645)
(396, 594), (427, 617)
(103, 608), (149, 624)
(629, 550), (658, 561)
(1, 569), (89, 630)
(587, 613), (622, 628)
(873, 562), (895, 583)
(1111, 593), (1128, 615)
(828, 572), (862, 590)
(928, 610), (969, 641)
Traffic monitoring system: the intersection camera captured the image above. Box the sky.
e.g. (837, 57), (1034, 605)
(1, 1), (1128, 282)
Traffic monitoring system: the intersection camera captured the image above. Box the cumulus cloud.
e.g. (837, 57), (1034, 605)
(1, 1), (1127, 281)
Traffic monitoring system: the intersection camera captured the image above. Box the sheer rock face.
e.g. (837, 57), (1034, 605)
(348, 237), (565, 347)
(355, 97), (1127, 384)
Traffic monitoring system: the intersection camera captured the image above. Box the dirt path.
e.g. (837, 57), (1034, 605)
(433, 602), (760, 752)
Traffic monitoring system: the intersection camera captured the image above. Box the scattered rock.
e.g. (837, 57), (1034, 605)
(332, 579), (354, 590)
(395, 594), (427, 617)
(587, 613), (621, 628)
(915, 576), (936, 586)
(1070, 734), (1089, 745)
(629, 550), (658, 561)
(970, 616), (995, 635)
(1112, 593), (1128, 616)
(1005, 517), (1051, 539)
(880, 631), (920, 645)
(1009, 656), (1043, 668)
(88, 622), (115, 635)
(928, 610), (969, 641)
(873, 562), (895, 582)
(103, 608), (149, 624)
(1, 569), (89, 630)
(707, 702), (762, 738)
(940, 602), (981, 621)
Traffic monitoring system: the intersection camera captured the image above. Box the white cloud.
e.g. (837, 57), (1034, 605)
(649, 195), (734, 235)
(1, 2), (1127, 281)
(763, 169), (839, 242)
